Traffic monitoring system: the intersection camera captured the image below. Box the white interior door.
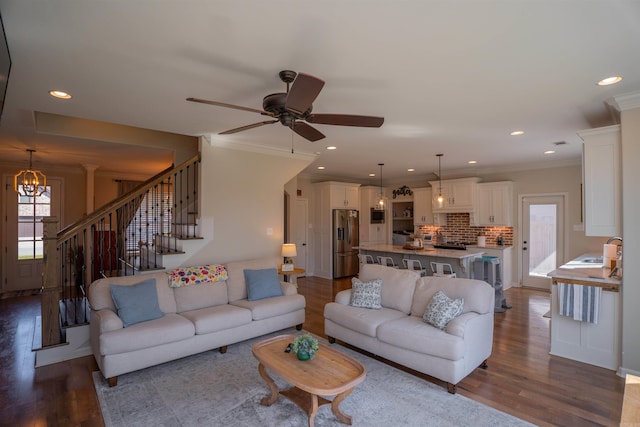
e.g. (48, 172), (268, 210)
(293, 198), (308, 272)
(3, 176), (62, 293)
(521, 195), (565, 290)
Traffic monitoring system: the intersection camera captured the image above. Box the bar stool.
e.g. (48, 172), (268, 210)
(377, 256), (399, 268)
(403, 259), (427, 276)
(358, 254), (377, 265)
(430, 262), (457, 278)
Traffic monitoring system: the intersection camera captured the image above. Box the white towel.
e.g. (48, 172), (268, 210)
(557, 282), (602, 324)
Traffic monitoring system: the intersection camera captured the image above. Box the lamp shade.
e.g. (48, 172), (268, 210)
(281, 243), (297, 258)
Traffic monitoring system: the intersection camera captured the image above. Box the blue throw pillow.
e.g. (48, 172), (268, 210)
(109, 278), (164, 327)
(244, 268), (283, 301)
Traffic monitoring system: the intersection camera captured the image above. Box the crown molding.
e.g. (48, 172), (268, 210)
(607, 91), (640, 112)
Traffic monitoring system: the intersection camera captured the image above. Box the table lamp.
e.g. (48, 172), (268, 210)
(281, 243), (297, 271)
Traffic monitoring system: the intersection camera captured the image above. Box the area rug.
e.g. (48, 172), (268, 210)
(93, 329), (534, 427)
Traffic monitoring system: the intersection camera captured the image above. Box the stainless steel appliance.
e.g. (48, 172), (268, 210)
(370, 208), (385, 224)
(333, 209), (359, 278)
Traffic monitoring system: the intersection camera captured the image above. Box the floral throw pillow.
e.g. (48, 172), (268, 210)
(423, 290), (464, 330)
(349, 277), (383, 309)
(168, 264), (228, 288)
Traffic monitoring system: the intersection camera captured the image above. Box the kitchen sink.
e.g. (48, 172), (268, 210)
(580, 257), (603, 264)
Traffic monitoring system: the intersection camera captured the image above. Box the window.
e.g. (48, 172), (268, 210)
(17, 186), (51, 260)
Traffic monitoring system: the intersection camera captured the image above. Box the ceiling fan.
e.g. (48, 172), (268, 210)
(187, 70), (384, 142)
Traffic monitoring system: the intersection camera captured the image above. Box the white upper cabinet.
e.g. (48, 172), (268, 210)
(324, 182), (360, 209)
(429, 177), (480, 213)
(578, 125), (621, 236)
(413, 187), (447, 226)
(473, 182), (513, 226)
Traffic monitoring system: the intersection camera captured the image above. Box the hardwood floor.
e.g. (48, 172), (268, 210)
(0, 278), (624, 426)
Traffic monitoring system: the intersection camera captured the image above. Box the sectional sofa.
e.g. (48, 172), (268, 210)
(88, 257), (305, 386)
(324, 263), (494, 393)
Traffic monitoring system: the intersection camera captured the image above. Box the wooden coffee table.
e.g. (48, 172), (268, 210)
(252, 334), (366, 426)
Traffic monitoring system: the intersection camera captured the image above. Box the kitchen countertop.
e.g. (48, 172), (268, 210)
(547, 252), (621, 290)
(357, 244), (485, 259)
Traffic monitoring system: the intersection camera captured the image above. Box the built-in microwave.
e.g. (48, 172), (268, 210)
(370, 208), (385, 224)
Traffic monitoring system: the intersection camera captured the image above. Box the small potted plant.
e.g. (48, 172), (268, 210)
(291, 333), (319, 361)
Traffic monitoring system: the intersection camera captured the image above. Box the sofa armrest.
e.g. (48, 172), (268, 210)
(335, 289), (352, 305)
(280, 281), (298, 296)
(92, 308), (124, 333)
(445, 312), (477, 337)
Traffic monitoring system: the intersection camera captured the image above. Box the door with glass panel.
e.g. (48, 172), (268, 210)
(3, 177), (62, 293)
(521, 195), (565, 290)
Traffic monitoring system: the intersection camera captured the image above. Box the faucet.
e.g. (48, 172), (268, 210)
(606, 236), (622, 244)
(606, 237), (622, 278)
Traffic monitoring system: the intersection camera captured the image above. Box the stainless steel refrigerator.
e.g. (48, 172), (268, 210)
(333, 209), (359, 278)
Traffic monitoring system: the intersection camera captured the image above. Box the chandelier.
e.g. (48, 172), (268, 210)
(14, 149), (47, 197)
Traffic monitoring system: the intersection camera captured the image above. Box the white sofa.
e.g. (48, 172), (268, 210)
(88, 257), (305, 386)
(324, 263), (494, 393)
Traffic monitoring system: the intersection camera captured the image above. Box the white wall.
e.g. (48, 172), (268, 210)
(620, 103), (640, 376)
(175, 139), (315, 266)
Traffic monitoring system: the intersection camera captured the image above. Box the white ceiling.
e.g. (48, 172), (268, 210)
(0, 1), (639, 183)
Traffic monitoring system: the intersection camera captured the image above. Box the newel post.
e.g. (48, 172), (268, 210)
(41, 216), (62, 347)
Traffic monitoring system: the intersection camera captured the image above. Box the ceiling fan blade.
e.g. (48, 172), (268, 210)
(285, 73), (325, 115)
(186, 97), (274, 116)
(293, 121), (325, 142)
(219, 120), (278, 135)
(306, 114), (384, 128)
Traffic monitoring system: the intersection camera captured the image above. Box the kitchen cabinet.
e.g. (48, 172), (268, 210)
(413, 187), (447, 226)
(473, 182), (513, 226)
(429, 177), (479, 213)
(578, 125), (621, 236)
(359, 186), (387, 245)
(550, 284), (620, 370)
(325, 181), (360, 209)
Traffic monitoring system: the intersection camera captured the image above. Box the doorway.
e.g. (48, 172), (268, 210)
(292, 198), (308, 272)
(3, 176), (63, 293)
(520, 194), (566, 290)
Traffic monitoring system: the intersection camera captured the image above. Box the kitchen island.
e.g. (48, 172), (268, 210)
(547, 253), (622, 372)
(357, 244), (485, 278)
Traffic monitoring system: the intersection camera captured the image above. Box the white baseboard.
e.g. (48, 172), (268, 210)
(618, 366), (640, 378)
(34, 322), (92, 367)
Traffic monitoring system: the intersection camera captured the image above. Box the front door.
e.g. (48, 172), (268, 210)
(521, 194), (565, 290)
(3, 176), (62, 293)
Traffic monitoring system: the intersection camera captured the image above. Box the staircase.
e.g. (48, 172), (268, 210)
(35, 154), (202, 366)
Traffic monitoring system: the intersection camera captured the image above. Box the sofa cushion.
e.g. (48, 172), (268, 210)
(410, 276), (494, 317)
(324, 302), (407, 338)
(173, 281), (228, 313)
(99, 313), (195, 356)
(359, 263), (418, 314)
(179, 304), (252, 334)
(89, 272), (177, 314)
(377, 316), (465, 361)
(423, 290), (464, 330)
(244, 268), (283, 301)
(350, 277), (382, 309)
(231, 294), (305, 321)
(225, 257), (281, 302)
(109, 279), (165, 327)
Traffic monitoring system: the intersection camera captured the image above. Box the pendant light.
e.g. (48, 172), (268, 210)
(375, 163), (386, 210)
(14, 149), (47, 197)
(436, 154), (444, 208)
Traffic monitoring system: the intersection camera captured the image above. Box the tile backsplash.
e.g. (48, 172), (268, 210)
(416, 213), (513, 246)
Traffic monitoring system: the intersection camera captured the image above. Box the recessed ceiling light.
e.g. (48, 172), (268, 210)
(369, 173), (376, 177)
(407, 168), (415, 172)
(468, 160), (477, 164)
(49, 90), (72, 99)
(510, 130), (524, 136)
(544, 150), (555, 155)
(597, 76), (622, 86)
(326, 146), (337, 150)
(317, 166), (325, 170)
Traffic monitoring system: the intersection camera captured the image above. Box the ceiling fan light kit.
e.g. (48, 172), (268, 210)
(187, 70), (384, 142)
